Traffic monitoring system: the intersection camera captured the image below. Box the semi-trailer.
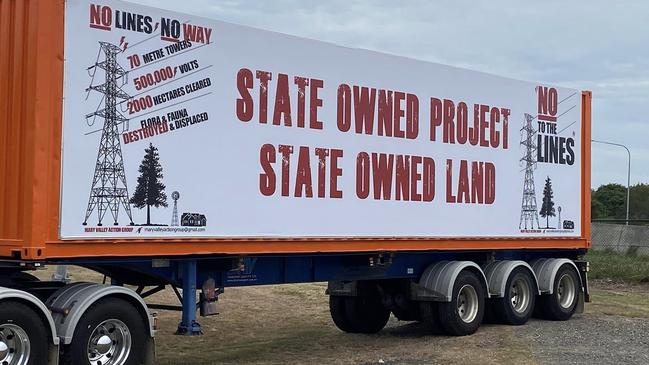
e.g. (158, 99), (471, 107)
(0, 0), (592, 364)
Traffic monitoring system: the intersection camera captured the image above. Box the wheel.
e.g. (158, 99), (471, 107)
(492, 267), (536, 325)
(437, 271), (485, 336)
(344, 295), (390, 334)
(419, 301), (443, 334)
(482, 299), (498, 324)
(390, 294), (420, 321)
(391, 307), (419, 322)
(329, 296), (356, 333)
(63, 297), (147, 365)
(538, 264), (580, 321)
(10, 272), (39, 283)
(0, 301), (49, 365)
(329, 295), (389, 334)
(0, 272), (40, 288)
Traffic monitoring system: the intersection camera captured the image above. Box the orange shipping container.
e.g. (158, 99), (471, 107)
(0, 0), (591, 261)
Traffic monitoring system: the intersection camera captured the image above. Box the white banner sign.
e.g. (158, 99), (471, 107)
(61, 0), (582, 239)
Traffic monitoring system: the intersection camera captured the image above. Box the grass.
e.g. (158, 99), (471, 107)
(585, 249), (649, 282)
(589, 289), (649, 318)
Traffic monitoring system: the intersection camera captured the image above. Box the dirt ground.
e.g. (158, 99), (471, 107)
(37, 268), (649, 365)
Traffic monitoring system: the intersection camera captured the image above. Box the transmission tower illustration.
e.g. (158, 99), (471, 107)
(171, 191), (180, 226)
(82, 42), (134, 226)
(519, 113), (541, 229)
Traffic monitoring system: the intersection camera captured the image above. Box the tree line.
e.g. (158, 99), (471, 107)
(592, 183), (649, 221)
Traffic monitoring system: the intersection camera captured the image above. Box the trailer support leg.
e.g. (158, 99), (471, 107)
(176, 260), (203, 335)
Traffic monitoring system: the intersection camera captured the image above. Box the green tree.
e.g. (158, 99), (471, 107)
(592, 183), (626, 219)
(130, 143), (168, 225)
(629, 183), (649, 221)
(591, 195), (606, 219)
(630, 184), (648, 218)
(539, 176), (555, 228)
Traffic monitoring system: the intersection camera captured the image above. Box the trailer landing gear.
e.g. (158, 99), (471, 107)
(175, 260), (203, 336)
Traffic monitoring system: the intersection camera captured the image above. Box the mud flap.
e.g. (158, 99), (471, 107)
(144, 336), (156, 365)
(575, 259), (590, 304)
(48, 344), (60, 365)
(576, 287), (585, 314)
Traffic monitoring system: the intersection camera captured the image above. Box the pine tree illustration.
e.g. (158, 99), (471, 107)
(130, 143), (168, 225)
(539, 176), (556, 229)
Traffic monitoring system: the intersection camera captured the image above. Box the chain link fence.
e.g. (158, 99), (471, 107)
(591, 222), (649, 256)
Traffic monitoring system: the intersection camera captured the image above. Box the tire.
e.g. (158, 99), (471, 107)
(492, 267), (536, 325)
(10, 272), (40, 282)
(391, 307), (419, 322)
(538, 264), (580, 321)
(344, 295), (390, 334)
(482, 299), (498, 324)
(0, 272), (40, 288)
(0, 300), (49, 365)
(419, 301), (443, 334)
(329, 296), (356, 333)
(532, 298), (546, 319)
(63, 297), (147, 365)
(437, 271), (485, 336)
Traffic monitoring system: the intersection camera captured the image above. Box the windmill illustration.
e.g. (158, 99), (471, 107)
(171, 191), (180, 226)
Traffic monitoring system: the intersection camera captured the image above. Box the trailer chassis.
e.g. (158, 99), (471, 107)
(0, 248), (589, 364)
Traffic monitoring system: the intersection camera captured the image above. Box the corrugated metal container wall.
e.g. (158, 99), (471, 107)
(0, 0), (64, 259)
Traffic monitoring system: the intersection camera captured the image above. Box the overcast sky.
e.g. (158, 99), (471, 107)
(130, 0), (649, 189)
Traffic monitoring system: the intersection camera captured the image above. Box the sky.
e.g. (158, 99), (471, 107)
(128, 0), (649, 189)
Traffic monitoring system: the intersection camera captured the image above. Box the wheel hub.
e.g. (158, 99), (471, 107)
(0, 341), (8, 360)
(557, 273), (576, 309)
(457, 284), (479, 323)
(0, 324), (31, 365)
(510, 277), (530, 313)
(87, 319), (132, 365)
(95, 335), (112, 355)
